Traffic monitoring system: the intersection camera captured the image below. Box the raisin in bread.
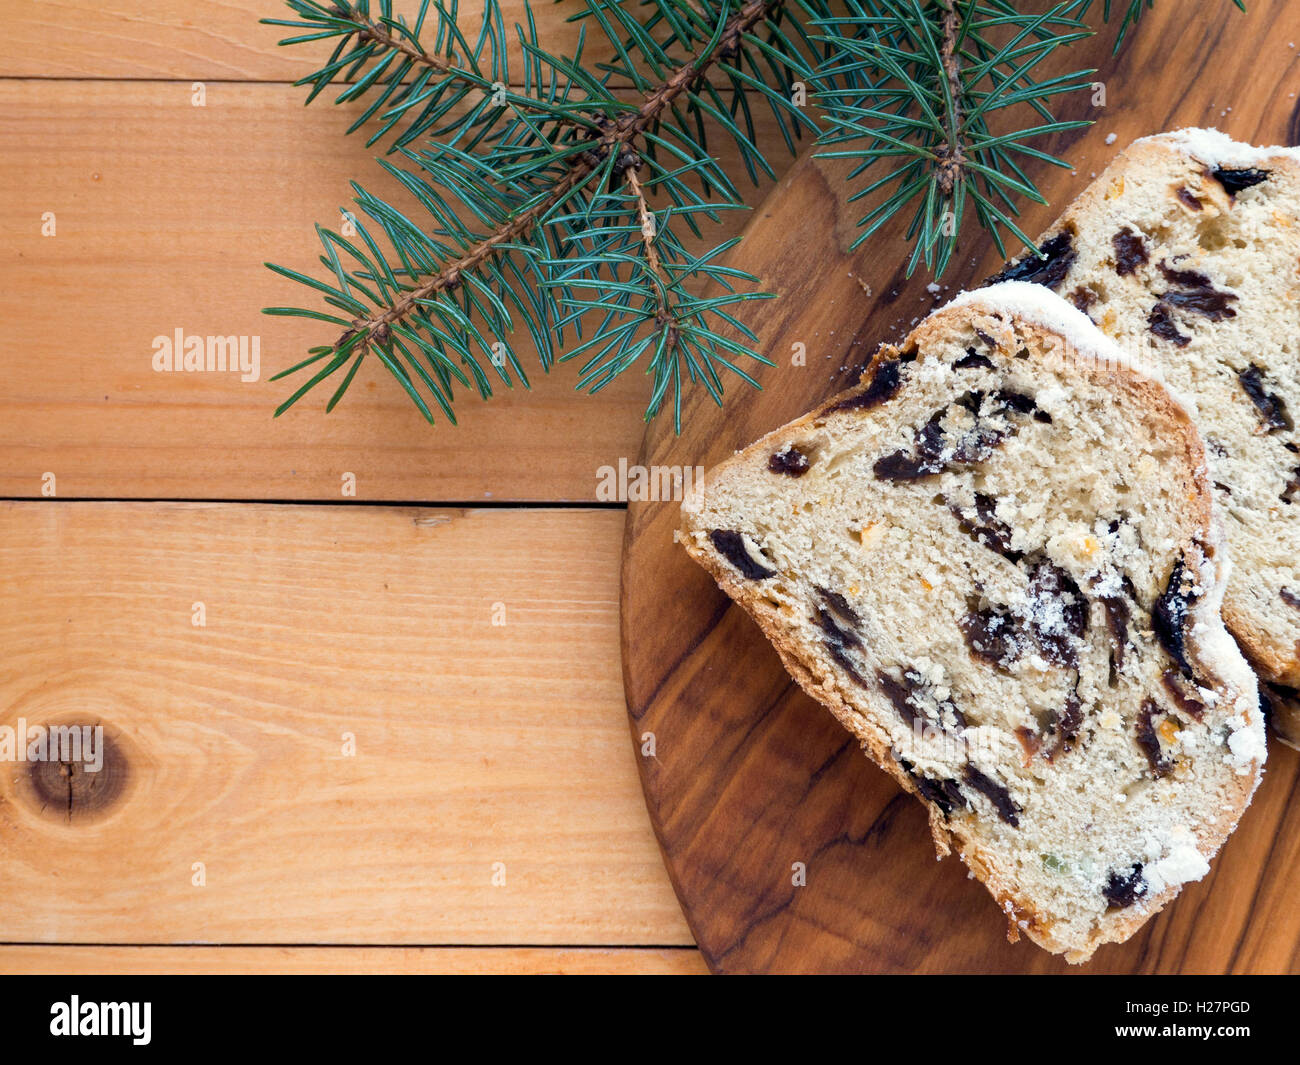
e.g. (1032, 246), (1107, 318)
(678, 281), (1265, 963)
(986, 128), (1300, 748)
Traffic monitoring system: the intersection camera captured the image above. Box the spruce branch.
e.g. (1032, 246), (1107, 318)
(263, 0), (520, 150)
(811, 0), (1097, 278)
(264, 0), (822, 430)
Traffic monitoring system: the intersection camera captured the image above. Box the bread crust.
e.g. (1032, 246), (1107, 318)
(678, 290), (1263, 963)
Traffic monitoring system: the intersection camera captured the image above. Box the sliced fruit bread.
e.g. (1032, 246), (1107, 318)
(678, 281), (1266, 962)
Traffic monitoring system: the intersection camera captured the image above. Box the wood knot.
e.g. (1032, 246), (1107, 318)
(16, 721), (129, 823)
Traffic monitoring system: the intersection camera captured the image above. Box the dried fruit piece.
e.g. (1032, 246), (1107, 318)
(986, 231), (1076, 289)
(1068, 286), (1097, 313)
(825, 641), (869, 689)
(948, 492), (1021, 562)
(832, 358), (903, 413)
(963, 765), (1021, 827)
(1103, 864), (1148, 909)
(815, 606), (861, 649)
(1040, 696), (1081, 764)
(1161, 670), (1206, 721)
(1148, 262), (1238, 344)
(1026, 560), (1088, 669)
(873, 411), (948, 481)
(960, 607), (1020, 668)
(1100, 593), (1131, 670)
(708, 529), (776, 580)
(878, 667), (966, 732)
(1148, 301), (1191, 346)
(1112, 228), (1149, 276)
(954, 350), (995, 370)
(1049, 693), (1085, 761)
(1016, 726), (1043, 759)
(1136, 699), (1175, 777)
(1282, 467), (1300, 504)
(768, 444), (811, 477)
(878, 669), (922, 729)
(1210, 166), (1270, 194)
(1157, 262), (1238, 321)
(900, 758), (968, 817)
(1237, 364), (1292, 433)
(817, 587), (862, 628)
(1152, 557), (1196, 676)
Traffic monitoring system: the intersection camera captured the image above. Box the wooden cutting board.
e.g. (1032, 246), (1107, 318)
(621, 1), (1300, 974)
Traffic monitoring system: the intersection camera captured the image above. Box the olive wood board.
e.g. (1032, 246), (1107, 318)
(620, 1), (1300, 974)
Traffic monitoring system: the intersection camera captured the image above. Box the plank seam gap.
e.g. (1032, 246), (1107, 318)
(0, 496), (627, 511)
(0, 942), (698, 950)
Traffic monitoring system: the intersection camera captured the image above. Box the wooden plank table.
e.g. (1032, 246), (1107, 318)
(0, 0), (737, 975)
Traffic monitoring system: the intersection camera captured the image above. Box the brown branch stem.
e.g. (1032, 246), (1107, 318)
(342, 0), (779, 352)
(351, 7), (455, 76)
(624, 163), (682, 338)
(625, 166), (665, 283)
(935, 0), (966, 197)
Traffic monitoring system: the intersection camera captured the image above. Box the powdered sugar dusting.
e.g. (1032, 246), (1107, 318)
(1227, 715), (1267, 770)
(1143, 126), (1300, 168)
(947, 281), (1133, 371)
(1142, 826), (1210, 896)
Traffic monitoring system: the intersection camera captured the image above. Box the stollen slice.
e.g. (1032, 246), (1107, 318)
(986, 128), (1300, 747)
(678, 281), (1265, 962)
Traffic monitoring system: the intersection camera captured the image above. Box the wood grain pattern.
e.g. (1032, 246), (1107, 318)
(0, 945), (707, 974)
(0, 79), (791, 502)
(0, 0), (595, 81)
(0, 501), (691, 945)
(622, 0), (1300, 973)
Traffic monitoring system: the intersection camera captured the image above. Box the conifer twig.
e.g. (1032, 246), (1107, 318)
(351, 5), (452, 72)
(264, 0), (817, 430)
(811, 0), (1098, 277)
(322, 0), (776, 387)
